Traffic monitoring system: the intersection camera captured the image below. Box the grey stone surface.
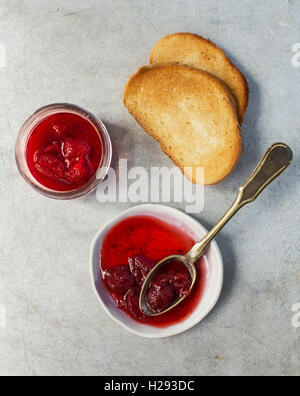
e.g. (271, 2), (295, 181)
(0, 0), (299, 376)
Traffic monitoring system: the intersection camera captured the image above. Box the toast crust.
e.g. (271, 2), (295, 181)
(150, 33), (249, 123)
(124, 64), (243, 185)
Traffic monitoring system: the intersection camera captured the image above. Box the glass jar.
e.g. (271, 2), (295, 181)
(15, 103), (112, 199)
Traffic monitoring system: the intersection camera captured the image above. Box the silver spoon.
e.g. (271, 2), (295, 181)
(139, 143), (293, 316)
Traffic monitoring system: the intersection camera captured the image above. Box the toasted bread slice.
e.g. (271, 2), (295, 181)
(124, 64), (243, 185)
(150, 33), (249, 123)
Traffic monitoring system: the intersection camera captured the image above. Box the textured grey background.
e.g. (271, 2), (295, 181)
(0, 0), (299, 376)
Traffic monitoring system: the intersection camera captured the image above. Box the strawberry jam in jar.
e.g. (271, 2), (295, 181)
(16, 104), (112, 199)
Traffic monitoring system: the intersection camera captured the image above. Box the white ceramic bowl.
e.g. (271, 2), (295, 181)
(90, 204), (223, 338)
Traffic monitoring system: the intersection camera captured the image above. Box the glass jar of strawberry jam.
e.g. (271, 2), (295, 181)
(16, 103), (112, 199)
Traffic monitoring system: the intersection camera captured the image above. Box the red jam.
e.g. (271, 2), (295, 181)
(145, 260), (192, 314)
(100, 215), (207, 328)
(26, 112), (103, 191)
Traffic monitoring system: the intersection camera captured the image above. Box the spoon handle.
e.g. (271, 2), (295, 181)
(187, 143), (293, 264)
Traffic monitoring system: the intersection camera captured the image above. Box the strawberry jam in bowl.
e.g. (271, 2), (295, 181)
(91, 205), (224, 338)
(16, 104), (112, 199)
(101, 218), (201, 325)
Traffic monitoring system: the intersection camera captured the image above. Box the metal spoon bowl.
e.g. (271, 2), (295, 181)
(139, 255), (197, 317)
(140, 143), (293, 317)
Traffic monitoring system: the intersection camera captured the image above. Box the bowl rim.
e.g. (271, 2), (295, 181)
(90, 204), (224, 338)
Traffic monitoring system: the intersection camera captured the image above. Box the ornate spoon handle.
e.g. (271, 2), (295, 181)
(187, 143), (293, 264)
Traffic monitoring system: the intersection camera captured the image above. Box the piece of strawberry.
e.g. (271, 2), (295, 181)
(169, 271), (191, 296)
(52, 121), (71, 137)
(146, 274), (175, 313)
(43, 141), (62, 156)
(65, 157), (90, 185)
(128, 256), (156, 286)
(124, 287), (147, 321)
(62, 138), (91, 159)
(35, 153), (66, 181)
(103, 265), (135, 295)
